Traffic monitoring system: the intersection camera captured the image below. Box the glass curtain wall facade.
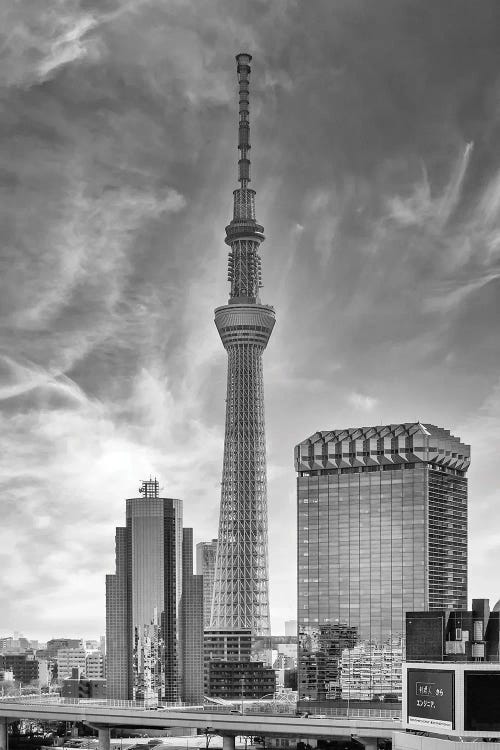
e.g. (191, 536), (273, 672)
(428, 469), (468, 608)
(295, 423), (470, 707)
(127, 495), (177, 703)
(106, 527), (129, 698)
(106, 480), (180, 702)
(180, 528), (204, 703)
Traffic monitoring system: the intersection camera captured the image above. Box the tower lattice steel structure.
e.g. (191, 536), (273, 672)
(211, 53), (275, 637)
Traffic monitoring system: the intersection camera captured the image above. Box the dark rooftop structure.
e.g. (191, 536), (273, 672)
(406, 598), (500, 662)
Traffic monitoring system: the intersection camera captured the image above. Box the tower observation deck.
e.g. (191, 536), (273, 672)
(211, 54), (275, 637)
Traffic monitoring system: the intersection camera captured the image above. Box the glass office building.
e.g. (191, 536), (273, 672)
(180, 528), (204, 703)
(106, 479), (179, 702)
(295, 423), (470, 706)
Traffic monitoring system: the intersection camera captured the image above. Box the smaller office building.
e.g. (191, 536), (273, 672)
(85, 652), (105, 679)
(0, 654), (39, 685)
(62, 669), (106, 699)
(206, 660), (276, 700)
(46, 639), (82, 658)
(204, 629), (276, 699)
(204, 629), (253, 663)
(56, 648), (87, 680)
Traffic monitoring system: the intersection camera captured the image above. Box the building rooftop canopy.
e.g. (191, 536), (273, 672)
(295, 422), (470, 473)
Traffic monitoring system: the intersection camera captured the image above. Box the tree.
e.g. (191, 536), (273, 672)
(0, 680), (21, 697)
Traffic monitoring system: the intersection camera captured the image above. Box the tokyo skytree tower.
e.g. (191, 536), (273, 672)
(211, 54), (275, 637)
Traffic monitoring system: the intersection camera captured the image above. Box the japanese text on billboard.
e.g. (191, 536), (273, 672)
(407, 669), (454, 730)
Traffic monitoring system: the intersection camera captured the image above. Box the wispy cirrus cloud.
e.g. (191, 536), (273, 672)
(348, 391), (379, 411)
(0, 1), (101, 88)
(387, 141), (474, 229)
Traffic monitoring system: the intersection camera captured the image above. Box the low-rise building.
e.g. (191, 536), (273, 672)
(204, 628), (253, 698)
(46, 639), (82, 658)
(61, 668), (106, 699)
(0, 637), (28, 654)
(85, 651), (105, 679)
(36, 658), (51, 688)
(298, 622), (358, 701)
(340, 638), (403, 701)
(204, 629), (253, 662)
(206, 660), (276, 700)
(57, 648), (87, 680)
(0, 654), (39, 685)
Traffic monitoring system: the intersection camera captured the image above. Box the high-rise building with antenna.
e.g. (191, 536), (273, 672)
(106, 478), (180, 702)
(210, 54), (275, 637)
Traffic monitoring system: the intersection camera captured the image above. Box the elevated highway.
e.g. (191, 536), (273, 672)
(0, 698), (401, 750)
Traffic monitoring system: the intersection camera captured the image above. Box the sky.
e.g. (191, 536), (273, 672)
(1, 0), (500, 641)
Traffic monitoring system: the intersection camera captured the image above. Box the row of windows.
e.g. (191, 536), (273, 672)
(300, 496), (426, 506)
(300, 526), (426, 534)
(303, 480), (426, 488)
(220, 324), (270, 332)
(300, 463), (466, 477)
(302, 542), (425, 548)
(304, 447), (466, 459)
(300, 542), (425, 550)
(306, 448), (426, 458)
(300, 525), (425, 532)
(300, 572), (426, 581)
(301, 547), (425, 555)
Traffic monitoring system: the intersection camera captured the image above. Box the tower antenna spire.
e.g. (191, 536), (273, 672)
(225, 53), (265, 304)
(236, 52), (252, 188)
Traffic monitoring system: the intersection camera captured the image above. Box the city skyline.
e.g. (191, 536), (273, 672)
(2, 1), (500, 639)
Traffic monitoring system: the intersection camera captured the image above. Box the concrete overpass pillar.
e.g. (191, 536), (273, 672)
(97, 727), (110, 750)
(222, 736), (235, 750)
(0, 718), (8, 750)
(360, 740), (377, 750)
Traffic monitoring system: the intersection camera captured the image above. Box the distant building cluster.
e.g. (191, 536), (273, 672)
(0, 635), (106, 696)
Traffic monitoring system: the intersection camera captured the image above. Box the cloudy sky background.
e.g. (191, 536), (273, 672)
(1, 0), (500, 640)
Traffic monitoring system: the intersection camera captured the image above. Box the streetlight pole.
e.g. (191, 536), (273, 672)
(204, 727), (214, 749)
